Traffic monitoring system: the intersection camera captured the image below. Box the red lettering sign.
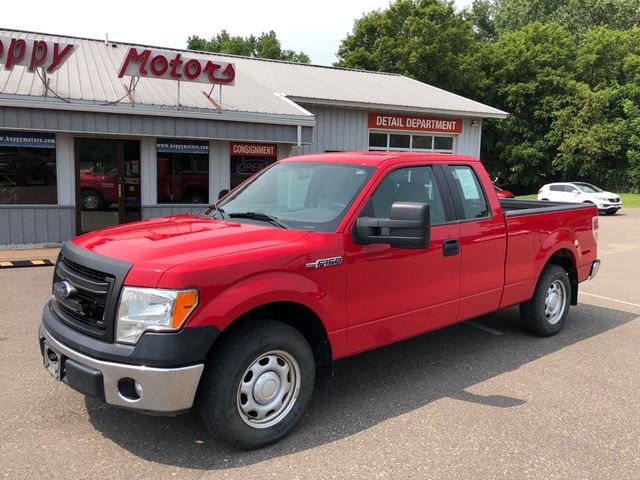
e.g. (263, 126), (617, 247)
(230, 143), (277, 157)
(368, 113), (462, 134)
(0, 36), (76, 73)
(119, 47), (235, 85)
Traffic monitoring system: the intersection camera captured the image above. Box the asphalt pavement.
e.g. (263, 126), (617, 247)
(1, 209), (639, 479)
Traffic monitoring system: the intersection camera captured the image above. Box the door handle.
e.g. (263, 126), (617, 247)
(117, 182), (122, 199)
(443, 239), (459, 257)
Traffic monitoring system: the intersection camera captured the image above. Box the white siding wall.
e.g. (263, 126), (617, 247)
(457, 118), (483, 157)
(210, 140), (230, 200)
(140, 137), (157, 206)
(297, 105), (369, 155)
(55, 133), (75, 205)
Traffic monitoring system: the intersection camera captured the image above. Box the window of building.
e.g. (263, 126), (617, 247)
(0, 131), (57, 204)
(230, 143), (278, 190)
(157, 139), (209, 204)
(449, 165), (489, 219)
(368, 131), (455, 153)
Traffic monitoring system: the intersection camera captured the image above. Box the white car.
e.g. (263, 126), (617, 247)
(538, 182), (622, 215)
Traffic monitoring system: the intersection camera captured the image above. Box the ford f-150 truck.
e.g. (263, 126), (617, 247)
(39, 152), (600, 449)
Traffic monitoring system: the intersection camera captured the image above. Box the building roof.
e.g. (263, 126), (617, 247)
(0, 29), (508, 123)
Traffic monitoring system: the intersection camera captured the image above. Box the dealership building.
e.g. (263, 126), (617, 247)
(0, 29), (507, 246)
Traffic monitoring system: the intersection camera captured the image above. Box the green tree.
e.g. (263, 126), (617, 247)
(187, 30), (310, 63)
(474, 22), (578, 189)
(335, 0), (480, 96)
(492, 0), (640, 34)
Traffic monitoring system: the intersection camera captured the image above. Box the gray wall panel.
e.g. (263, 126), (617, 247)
(9, 209), (23, 244)
(298, 105), (368, 154)
(0, 209), (9, 244)
(0, 107), (305, 143)
(0, 206), (74, 245)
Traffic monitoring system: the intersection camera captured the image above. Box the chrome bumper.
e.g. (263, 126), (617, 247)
(41, 326), (204, 414)
(589, 259), (601, 280)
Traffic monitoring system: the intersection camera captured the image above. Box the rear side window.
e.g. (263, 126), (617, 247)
(550, 185), (564, 192)
(449, 165), (489, 220)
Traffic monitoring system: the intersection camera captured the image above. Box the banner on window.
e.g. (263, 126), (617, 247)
(157, 139), (209, 154)
(0, 131), (55, 148)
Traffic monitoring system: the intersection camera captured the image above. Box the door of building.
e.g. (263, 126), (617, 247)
(75, 138), (141, 234)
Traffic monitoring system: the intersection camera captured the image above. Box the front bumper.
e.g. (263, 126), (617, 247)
(39, 325), (204, 414)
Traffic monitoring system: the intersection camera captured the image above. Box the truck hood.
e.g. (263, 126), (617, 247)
(72, 214), (309, 282)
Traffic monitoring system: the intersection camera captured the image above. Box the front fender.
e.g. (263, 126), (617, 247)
(186, 270), (346, 355)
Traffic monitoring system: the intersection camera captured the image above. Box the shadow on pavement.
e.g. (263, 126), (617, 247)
(85, 303), (637, 469)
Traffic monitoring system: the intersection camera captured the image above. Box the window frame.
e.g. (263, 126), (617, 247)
(368, 129), (456, 154)
(358, 164), (457, 226)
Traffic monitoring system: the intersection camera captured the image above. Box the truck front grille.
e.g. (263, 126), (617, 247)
(52, 251), (117, 339)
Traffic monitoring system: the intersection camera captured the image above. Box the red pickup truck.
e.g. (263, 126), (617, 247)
(39, 152), (600, 449)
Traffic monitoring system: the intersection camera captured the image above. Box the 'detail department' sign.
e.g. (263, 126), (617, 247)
(368, 113), (462, 134)
(0, 131), (56, 148)
(157, 139), (209, 154)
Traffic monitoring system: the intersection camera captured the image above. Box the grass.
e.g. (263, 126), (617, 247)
(515, 192), (640, 207)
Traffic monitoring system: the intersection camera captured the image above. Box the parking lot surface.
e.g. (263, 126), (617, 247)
(1, 210), (639, 479)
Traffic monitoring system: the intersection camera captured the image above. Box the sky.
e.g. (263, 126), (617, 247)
(2, 0), (472, 66)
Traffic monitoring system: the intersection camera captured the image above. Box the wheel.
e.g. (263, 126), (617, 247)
(519, 264), (571, 336)
(540, 198), (549, 201)
(81, 189), (103, 211)
(604, 210), (617, 215)
(197, 320), (316, 450)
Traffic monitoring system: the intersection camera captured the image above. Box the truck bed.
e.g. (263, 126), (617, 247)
(499, 198), (594, 216)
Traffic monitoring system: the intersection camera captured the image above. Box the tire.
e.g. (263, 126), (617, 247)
(604, 210), (617, 215)
(540, 198), (549, 201)
(81, 189), (103, 211)
(519, 264), (571, 337)
(198, 320), (316, 450)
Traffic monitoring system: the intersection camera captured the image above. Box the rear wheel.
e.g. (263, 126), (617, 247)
(540, 198), (549, 201)
(520, 264), (571, 336)
(198, 320), (315, 450)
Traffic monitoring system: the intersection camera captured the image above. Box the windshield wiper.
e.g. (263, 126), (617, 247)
(228, 212), (289, 229)
(207, 204), (227, 219)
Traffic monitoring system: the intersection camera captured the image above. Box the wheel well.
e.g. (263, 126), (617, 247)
(547, 249), (578, 305)
(212, 302), (333, 375)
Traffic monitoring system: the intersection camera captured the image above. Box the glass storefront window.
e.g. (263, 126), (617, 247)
(0, 131), (57, 204)
(157, 139), (209, 204)
(230, 143), (278, 190)
(368, 131), (454, 153)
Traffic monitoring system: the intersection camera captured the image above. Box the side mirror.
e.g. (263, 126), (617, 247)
(354, 202), (430, 249)
(571, 189), (580, 194)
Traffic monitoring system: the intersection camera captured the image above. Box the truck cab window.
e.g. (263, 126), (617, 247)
(449, 165), (489, 219)
(363, 166), (446, 225)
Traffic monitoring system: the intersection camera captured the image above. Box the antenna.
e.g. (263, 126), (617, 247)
(105, 33), (109, 46)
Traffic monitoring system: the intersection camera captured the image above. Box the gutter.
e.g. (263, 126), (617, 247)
(0, 94), (317, 127)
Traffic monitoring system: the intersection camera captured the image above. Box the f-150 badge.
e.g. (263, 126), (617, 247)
(305, 257), (343, 269)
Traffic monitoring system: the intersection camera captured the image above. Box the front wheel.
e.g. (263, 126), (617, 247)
(197, 320), (315, 450)
(520, 264), (571, 336)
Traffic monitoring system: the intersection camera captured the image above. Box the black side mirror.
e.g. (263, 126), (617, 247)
(354, 202), (430, 249)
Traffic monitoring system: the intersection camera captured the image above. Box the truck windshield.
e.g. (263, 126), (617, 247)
(212, 161), (375, 232)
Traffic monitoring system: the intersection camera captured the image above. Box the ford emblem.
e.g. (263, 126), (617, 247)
(54, 280), (77, 299)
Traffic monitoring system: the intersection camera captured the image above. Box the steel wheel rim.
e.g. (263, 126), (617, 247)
(237, 350), (301, 429)
(83, 194), (99, 210)
(544, 280), (567, 325)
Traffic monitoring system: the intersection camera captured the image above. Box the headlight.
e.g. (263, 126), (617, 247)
(116, 287), (198, 345)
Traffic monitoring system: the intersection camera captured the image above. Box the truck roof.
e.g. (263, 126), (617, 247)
(279, 151), (481, 168)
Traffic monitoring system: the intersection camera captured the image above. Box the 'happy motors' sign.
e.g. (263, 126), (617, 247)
(118, 47), (236, 85)
(0, 36), (76, 73)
